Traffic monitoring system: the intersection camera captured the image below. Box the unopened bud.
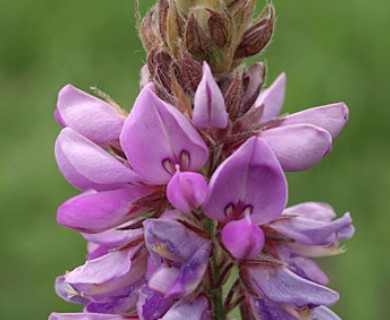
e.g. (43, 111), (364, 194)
(207, 9), (231, 47)
(234, 4), (275, 59)
(185, 11), (210, 60)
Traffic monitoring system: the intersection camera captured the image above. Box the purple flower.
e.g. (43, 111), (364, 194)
(52, 11), (353, 318)
(246, 73), (349, 172)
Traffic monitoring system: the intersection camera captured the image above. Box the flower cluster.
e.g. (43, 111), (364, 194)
(51, 1), (354, 319)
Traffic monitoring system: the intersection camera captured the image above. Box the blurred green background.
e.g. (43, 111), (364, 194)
(0, 0), (389, 319)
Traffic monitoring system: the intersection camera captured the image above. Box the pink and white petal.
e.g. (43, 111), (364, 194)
(204, 137), (287, 224)
(120, 83), (208, 185)
(57, 186), (152, 233)
(57, 85), (125, 144)
(55, 128), (139, 190)
(280, 103), (349, 139)
(283, 202), (336, 221)
(193, 62), (228, 129)
(255, 73), (286, 122)
(260, 124), (333, 172)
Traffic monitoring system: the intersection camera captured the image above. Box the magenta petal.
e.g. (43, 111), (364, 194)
(193, 62), (228, 129)
(204, 137), (287, 224)
(222, 217), (265, 260)
(120, 83), (208, 185)
(283, 202), (337, 221)
(162, 296), (210, 320)
(55, 128), (139, 190)
(260, 124), (333, 172)
(64, 246), (146, 299)
(57, 85), (124, 144)
(167, 170), (208, 212)
(280, 103), (349, 139)
(255, 73), (286, 122)
(57, 186), (152, 233)
(49, 314), (132, 320)
(241, 262), (339, 307)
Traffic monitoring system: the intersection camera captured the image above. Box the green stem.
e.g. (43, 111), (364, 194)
(205, 219), (225, 320)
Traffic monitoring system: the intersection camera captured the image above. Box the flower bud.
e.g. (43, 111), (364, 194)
(234, 3), (275, 59)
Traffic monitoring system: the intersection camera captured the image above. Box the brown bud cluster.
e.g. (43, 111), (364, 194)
(137, 0), (274, 108)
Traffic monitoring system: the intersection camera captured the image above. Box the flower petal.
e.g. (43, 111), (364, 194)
(241, 262), (339, 307)
(255, 73), (286, 122)
(57, 85), (124, 144)
(165, 242), (211, 298)
(143, 218), (209, 263)
(136, 286), (174, 320)
(49, 314), (133, 320)
(85, 294), (138, 315)
(63, 246), (146, 299)
(204, 137), (287, 224)
(260, 124), (332, 172)
(57, 186), (152, 233)
(120, 83), (208, 185)
(248, 295), (302, 320)
(82, 224), (144, 248)
(162, 296), (211, 320)
(222, 217), (265, 260)
(167, 170), (208, 212)
(193, 62), (228, 129)
(283, 202), (336, 222)
(280, 103), (349, 139)
(241, 62), (266, 111)
(55, 128), (139, 190)
(269, 212), (354, 245)
(310, 306), (341, 320)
